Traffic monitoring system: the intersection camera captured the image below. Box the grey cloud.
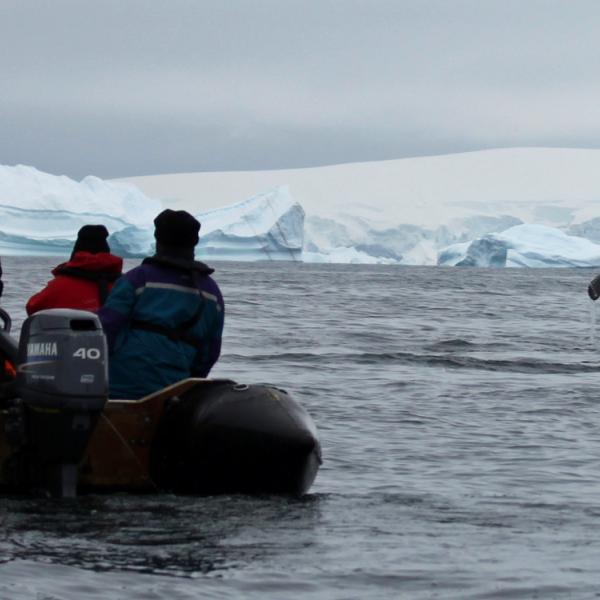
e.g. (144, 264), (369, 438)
(2, 0), (600, 178)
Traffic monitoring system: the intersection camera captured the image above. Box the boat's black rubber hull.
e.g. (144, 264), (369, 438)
(151, 382), (322, 495)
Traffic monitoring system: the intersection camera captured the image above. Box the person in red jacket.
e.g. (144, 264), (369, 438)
(26, 225), (123, 315)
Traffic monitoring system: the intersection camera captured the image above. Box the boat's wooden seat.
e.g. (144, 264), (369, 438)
(0, 378), (235, 492)
(108, 377), (207, 405)
(80, 378), (233, 491)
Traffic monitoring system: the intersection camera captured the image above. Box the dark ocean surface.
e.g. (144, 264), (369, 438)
(1, 257), (600, 599)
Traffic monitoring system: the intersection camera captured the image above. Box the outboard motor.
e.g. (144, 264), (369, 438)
(16, 309), (108, 497)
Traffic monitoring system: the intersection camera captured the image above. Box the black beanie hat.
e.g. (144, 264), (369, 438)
(72, 224), (110, 256)
(154, 209), (200, 248)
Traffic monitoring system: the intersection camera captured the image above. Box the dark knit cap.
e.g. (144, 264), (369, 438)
(154, 209), (200, 248)
(72, 224), (110, 255)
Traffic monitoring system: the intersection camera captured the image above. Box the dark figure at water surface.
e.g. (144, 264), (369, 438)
(588, 274), (600, 301)
(98, 209), (224, 399)
(26, 225), (123, 315)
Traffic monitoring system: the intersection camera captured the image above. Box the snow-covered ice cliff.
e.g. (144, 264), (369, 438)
(0, 164), (160, 255)
(197, 186), (304, 261)
(0, 164), (303, 260)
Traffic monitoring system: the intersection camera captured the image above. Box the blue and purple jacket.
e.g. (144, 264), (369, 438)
(98, 257), (224, 399)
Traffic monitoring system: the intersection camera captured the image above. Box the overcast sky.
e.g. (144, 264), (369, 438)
(2, 0), (600, 179)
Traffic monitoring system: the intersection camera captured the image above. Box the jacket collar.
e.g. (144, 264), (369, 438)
(142, 254), (214, 275)
(53, 251), (123, 276)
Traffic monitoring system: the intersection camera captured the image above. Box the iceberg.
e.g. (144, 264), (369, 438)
(0, 165), (304, 261)
(438, 224), (600, 268)
(438, 237), (508, 268)
(107, 187), (305, 260)
(119, 147), (600, 266)
(568, 218), (600, 244)
(196, 186), (304, 261)
(0, 164), (159, 225)
(0, 164), (161, 256)
(303, 213), (523, 266)
(109, 186), (305, 259)
(302, 246), (397, 264)
(107, 226), (155, 258)
(6, 148), (600, 266)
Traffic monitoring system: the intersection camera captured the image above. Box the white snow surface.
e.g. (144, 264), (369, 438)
(1, 164), (159, 226)
(119, 147), (600, 228)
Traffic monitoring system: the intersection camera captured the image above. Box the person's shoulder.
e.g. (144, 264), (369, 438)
(94, 252), (123, 273)
(57, 252), (123, 274)
(201, 274), (224, 303)
(120, 262), (150, 288)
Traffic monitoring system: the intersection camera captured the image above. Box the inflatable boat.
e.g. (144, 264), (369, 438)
(0, 309), (321, 498)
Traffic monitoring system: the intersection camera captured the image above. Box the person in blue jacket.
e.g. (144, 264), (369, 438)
(98, 209), (224, 399)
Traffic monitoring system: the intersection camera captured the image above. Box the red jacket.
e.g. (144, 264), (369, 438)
(26, 252), (123, 316)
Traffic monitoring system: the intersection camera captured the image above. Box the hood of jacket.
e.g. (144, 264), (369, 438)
(52, 251), (123, 277)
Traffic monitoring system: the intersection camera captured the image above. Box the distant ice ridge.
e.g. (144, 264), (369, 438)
(302, 213), (526, 265)
(438, 224), (600, 268)
(118, 147), (600, 267)
(305, 215), (600, 267)
(6, 148), (600, 266)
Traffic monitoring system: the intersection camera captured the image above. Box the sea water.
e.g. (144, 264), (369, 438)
(1, 257), (600, 599)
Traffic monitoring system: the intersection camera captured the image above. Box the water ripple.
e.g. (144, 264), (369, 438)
(1, 259), (599, 598)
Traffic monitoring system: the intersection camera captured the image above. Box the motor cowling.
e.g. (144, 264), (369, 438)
(16, 309), (108, 497)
